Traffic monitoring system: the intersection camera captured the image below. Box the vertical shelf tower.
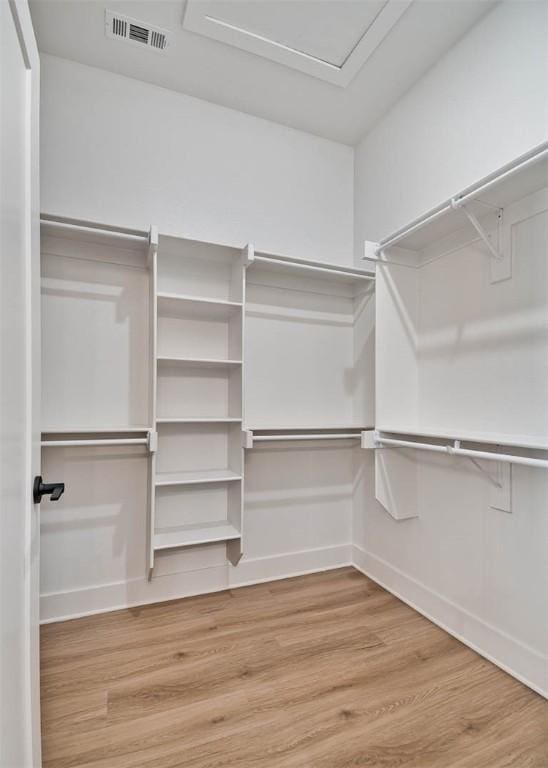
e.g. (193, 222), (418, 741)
(148, 235), (246, 574)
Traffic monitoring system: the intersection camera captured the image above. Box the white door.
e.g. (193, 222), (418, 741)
(0, 2), (42, 766)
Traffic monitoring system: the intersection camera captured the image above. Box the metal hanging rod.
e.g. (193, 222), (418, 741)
(41, 429), (158, 451)
(253, 254), (375, 282)
(373, 434), (548, 469)
(41, 438), (149, 448)
(374, 205), (453, 253)
(368, 143), (548, 256)
(40, 217), (150, 244)
(253, 433), (362, 442)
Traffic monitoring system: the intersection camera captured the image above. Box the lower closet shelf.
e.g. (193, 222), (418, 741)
(153, 521), (241, 551)
(155, 469), (241, 486)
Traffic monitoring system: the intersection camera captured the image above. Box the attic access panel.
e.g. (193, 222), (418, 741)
(183, 0), (412, 87)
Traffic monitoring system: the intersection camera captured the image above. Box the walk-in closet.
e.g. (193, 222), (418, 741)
(2, 1), (547, 766)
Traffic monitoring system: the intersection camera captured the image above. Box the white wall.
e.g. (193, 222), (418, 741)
(353, 0), (548, 696)
(41, 54), (354, 265)
(354, 0), (548, 253)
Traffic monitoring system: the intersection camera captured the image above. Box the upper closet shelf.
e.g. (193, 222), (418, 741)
(41, 425), (152, 434)
(247, 249), (375, 286)
(40, 215), (153, 251)
(364, 143), (548, 267)
(248, 423), (373, 431)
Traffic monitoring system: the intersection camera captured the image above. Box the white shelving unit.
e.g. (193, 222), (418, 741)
(149, 235), (246, 571)
(38, 217), (381, 580)
(361, 145), (548, 521)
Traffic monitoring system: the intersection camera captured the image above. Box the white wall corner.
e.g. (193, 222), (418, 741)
(352, 545), (548, 700)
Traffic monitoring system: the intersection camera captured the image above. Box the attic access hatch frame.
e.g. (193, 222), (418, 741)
(182, 0), (412, 87)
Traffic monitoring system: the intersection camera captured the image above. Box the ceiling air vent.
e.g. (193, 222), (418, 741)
(105, 10), (171, 53)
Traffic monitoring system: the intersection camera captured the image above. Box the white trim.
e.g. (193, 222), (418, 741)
(40, 544), (352, 623)
(4, 2), (42, 765)
(352, 545), (548, 700)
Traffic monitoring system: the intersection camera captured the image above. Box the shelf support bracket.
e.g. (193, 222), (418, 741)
(227, 539), (243, 567)
(364, 240), (381, 262)
(467, 457), (502, 488)
(147, 430), (158, 453)
(243, 243), (255, 267)
(242, 429), (253, 449)
(451, 199), (503, 261)
(360, 429), (377, 449)
(147, 225), (158, 268)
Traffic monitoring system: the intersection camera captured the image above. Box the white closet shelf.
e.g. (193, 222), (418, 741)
(155, 469), (241, 487)
(368, 430), (548, 470)
(375, 426), (548, 452)
(157, 356), (242, 368)
(157, 417), (242, 424)
(249, 251), (375, 285)
(41, 425), (152, 434)
(153, 521), (241, 551)
(365, 144), (548, 258)
(40, 215), (150, 250)
(157, 292), (242, 319)
(249, 423), (372, 431)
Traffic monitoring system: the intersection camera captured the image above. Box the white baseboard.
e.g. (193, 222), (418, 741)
(40, 543), (353, 624)
(352, 545), (548, 700)
(40, 541), (546, 701)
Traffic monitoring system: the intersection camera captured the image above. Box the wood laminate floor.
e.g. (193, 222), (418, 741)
(40, 568), (548, 768)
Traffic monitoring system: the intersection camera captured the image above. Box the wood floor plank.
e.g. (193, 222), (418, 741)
(41, 568), (547, 768)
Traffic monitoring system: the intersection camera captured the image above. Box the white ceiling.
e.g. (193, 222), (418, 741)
(29, 0), (496, 145)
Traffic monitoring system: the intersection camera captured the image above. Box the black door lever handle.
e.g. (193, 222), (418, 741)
(33, 476), (65, 503)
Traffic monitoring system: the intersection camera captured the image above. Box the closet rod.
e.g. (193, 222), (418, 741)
(40, 218), (149, 244)
(375, 436), (548, 469)
(41, 438), (149, 447)
(253, 433), (362, 442)
(253, 255), (375, 282)
(374, 144), (548, 253)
